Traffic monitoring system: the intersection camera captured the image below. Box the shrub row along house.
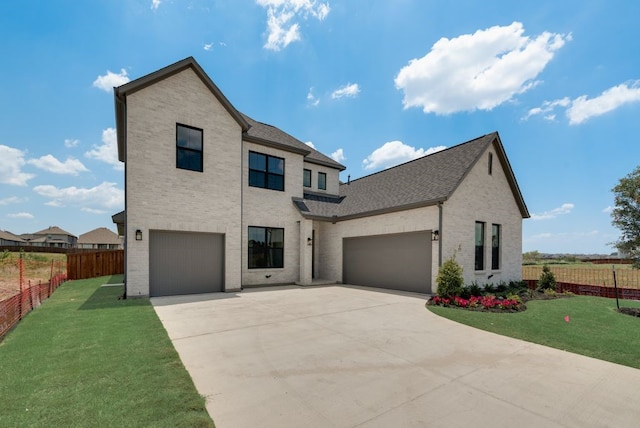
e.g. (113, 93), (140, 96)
(112, 57), (529, 298)
(0, 226), (122, 250)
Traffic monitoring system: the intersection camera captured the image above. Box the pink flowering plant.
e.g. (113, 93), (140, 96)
(430, 294), (523, 312)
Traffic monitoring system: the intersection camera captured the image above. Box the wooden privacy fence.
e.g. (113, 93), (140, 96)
(522, 266), (640, 289)
(67, 250), (124, 280)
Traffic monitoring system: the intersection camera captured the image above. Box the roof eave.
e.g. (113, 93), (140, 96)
(304, 157), (346, 171)
(243, 134), (310, 155)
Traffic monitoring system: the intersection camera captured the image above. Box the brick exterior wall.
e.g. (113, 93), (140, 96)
(125, 68), (243, 296)
(441, 143), (524, 286)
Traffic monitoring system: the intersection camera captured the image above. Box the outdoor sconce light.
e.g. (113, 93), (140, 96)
(431, 230), (439, 241)
(307, 237), (313, 246)
(135, 229), (143, 241)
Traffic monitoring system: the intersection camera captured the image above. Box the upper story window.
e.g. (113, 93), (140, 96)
(318, 172), (327, 190)
(488, 152), (493, 175)
(249, 151), (285, 191)
(176, 124), (203, 172)
(303, 169), (311, 188)
(475, 221), (485, 271)
(491, 224), (501, 270)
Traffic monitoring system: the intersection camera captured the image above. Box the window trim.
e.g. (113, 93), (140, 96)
(248, 151), (285, 191)
(491, 224), (501, 270)
(318, 171), (327, 190)
(176, 123), (203, 172)
(248, 226), (285, 269)
(475, 221), (485, 271)
(303, 168), (312, 188)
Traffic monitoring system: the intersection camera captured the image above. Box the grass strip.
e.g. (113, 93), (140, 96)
(0, 275), (214, 428)
(428, 296), (640, 369)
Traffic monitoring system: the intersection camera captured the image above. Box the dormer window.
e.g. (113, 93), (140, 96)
(303, 169), (311, 188)
(318, 172), (327, 190)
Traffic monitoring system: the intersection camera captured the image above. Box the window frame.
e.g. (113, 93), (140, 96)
(488, 152), (493, 175)
(248, 151), (285, 191)
(491, 224), (501, 270)
(318, 171), (327, 190)
(176, 123), (203, 172)
(248, 226), (285, 269)
(303, 168), (312, 188)
(475, 221), (485, 271)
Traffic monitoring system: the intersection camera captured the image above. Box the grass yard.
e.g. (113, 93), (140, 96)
(428, 296), (640, 369)
(0, 275), (214, 428)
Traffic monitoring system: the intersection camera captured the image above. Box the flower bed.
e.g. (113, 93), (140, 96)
(429, 295), (524, 312)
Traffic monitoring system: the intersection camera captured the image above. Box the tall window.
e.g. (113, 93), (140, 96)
(475, 221), (485, 271)
(248, 227), (284, 268)
(303, 169), (311, 188)
(488, 152), (493, 175)
(176, 124), (203, 172)
(249, 152), (285, 191)
(492, 224), (501, 270)
(318, 172), (327, 190)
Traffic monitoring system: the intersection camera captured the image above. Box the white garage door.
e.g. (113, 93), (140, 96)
(149, 230), (224, 297)
(343, 231), (431, 294)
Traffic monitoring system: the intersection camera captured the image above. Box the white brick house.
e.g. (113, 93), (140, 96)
(114, 57), (529, 297)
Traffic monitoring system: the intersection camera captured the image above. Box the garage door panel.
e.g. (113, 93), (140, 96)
(343, 231), (431, 293)
(150, 230), (224, 297)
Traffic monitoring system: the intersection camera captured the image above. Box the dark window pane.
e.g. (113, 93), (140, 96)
(249, 170), (266, 188)
(492, 224), (500, 270)
(248, 227), (284, 269)
(268, 173), (284, 191)
(303, 169), (311, 187)
(318, 172), (326, 190)
(268, 156), (284, 175)
(177, 148), (202, 172)
(475, 222), (485, 270)
(177, 125), (189, 148)
(249, 152), (266, 171)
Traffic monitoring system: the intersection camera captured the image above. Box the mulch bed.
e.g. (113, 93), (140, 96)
(619, 307), (640, 317)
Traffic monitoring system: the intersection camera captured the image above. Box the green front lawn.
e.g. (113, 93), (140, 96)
(0, 276), (214, 428)
(428, 296), (640, 369)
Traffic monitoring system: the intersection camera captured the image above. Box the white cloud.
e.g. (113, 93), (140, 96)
(331, 148), (346, 163)
(530, 203), (574, 220)
(307, 88), (320, 106)
(363, 141), (446, 170)
(305, 141), (316, 149)
(525, 81), (640, 124)
(0, 196), (27, 206)
(257, 0), (330, 51)
(92, 69), (130, 92)
(64, 138), (79, 148)
(33, 182), (124, 211)
(395, 22), (570, 114)
(7, 212), (34, 219)
(151, 0), (161, 10)
(27, 155), (88, 176)
(85, 128), (123, 170)
(81, 207), (107, 215)
(602, 206), (613, 214)
(0, 145), (35, 186)
(331, 83), (360, 99)
(204, 43), (214, 51)
(567, 81), (640, 125)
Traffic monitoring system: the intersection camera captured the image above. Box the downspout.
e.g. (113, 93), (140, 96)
(438, 202), (443, 267)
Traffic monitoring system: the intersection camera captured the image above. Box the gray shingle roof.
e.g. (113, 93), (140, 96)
(0, 230), (26, 242)
(242, 114), (346, 170)
(294, 132), (529, 221)
(33, 226), (76, 237)
(78, 227), (121, 245)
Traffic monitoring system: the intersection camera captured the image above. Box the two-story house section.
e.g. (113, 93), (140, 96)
(114, 57), (529, 298)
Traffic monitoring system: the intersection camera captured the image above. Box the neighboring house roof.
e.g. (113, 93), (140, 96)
(294, 132), (530, 221)
(242, 113), (345, 170)
(32, 226), (77, 237)
(78, 227), (121, 245)
(0, 230), (26, 243)
(114, 56), (345, 171)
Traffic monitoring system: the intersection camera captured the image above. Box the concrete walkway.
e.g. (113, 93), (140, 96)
(152, 285), (640, 428)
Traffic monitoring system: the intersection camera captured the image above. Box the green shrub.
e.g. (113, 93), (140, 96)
(467, 281), (483, 297)
(437, 255), (464, 298)
(537, 264), (557, 291)
(506, 293), (523, 304)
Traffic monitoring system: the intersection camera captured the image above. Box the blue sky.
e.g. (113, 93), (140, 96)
(1, 0), (639, 254)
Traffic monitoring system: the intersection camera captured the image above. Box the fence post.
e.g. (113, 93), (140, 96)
(18, 253), (23, 320)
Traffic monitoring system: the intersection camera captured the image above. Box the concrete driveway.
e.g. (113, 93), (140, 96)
(152, 285), (640, 428)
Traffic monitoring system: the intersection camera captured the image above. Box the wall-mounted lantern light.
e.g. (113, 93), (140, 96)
(135, 229), (143, 241)
(431, 230), (439, 241)
(307, 237), (313, 246)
